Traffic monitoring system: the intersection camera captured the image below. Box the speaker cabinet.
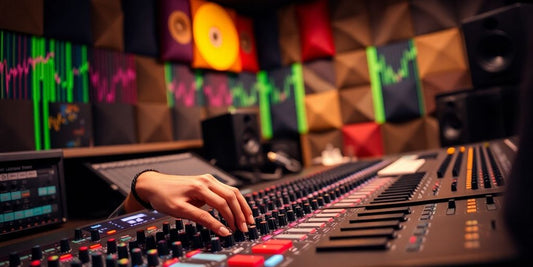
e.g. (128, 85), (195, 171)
(202, 111), (264, 171)
(436, 87), (518, 146)
(462, 3), (532, 88)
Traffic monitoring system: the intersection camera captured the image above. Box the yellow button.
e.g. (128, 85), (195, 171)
(464, 241), (480, 249)
(467, 208), (477, 213)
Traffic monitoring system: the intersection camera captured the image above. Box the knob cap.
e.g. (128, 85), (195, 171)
(105, 254), (117, 267)
(248, 226), (259, 240)
(90, 229), (100, 242)
(175, 219), (184, 231)
(78, 246), (90, 263)
(136, 230), (146, 244)
(157, 240), (169, 256)
(156, 231), (166, 242)
(171, 241), (183, 258)
(74, 228), (83, 241)
(278, 213), (287, 226)
(60, 238), (70, 253)
(286, 210), (296, 222)
(222, 234), (235, 248)
(31, 245), (42, 261)
(169, 228), (179, 243)
(47, 255), (59, 267)
(117, 243), (128, 260)
(162, 222), (171, 235)
(130, 248), (143, 266)
(69, 260), (82, 267)
(259, 221), (269, 235)
(268, 217), (277, 230)
(9, 252), (20, 267)
(117, 259), (129, 267)
(234, 230), (245, 242)
(91, 252), (104, 267)
(147, 249), (159, 267)
(146, 235), (157, 250)
(29, 260), (41, 267)
(210, 237), (222, 252)
(107, 238), (117, 254)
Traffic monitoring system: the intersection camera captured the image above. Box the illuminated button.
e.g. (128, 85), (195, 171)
(465, 233), (480, 240)
(59, 254), (72, 262)
(298, 223), (325, 228)
(321, 209), (346, 214)
(227, 255), (264, 267)
(252, 239), (293, 254)
(467, 208), (477, 213)
(465, 226), (479, 232)
(147, 226), (158, 232)
(191, 253), (227, 262)
(285, 228), (316, 234)
(163, 258), (179, 267)
(167, 263), (206, 267)
(107, 230), (117, 235)
(89, 244), (102, 250)
(466, 220), (478, 226)
(315, 213), (339, 218)
(274, 234), (307, 241)
(264, 255), (284, 267)
(185, 249), (202, 258)
(307, 218), (333, 223)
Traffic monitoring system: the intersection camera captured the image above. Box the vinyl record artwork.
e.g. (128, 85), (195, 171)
(158, 0), (193, 62)
(236, 15), (260, 72)
(190, 0), (241, 72)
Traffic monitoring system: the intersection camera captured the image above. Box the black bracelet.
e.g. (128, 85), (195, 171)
(131, 169), (158, 210)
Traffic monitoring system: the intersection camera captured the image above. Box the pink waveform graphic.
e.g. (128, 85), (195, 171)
(0, 52), (55, 99)
(53, 67), (85, 84)
(168, 80), (197, 107)
(89, 68), (137, 104)
(203, 83), (232, 107)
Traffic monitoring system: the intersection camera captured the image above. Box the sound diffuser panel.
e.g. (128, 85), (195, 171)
(92, 102), (137, 146)
(339, 85), (375, 124)
(368, 0), (414, 46)
(381, 116), (440, 154)
(328, 0), (371, 52)
(158, 0), (193, 63)
(305, 90), (343, 132)
(172, 106), (205, 140)
(277, 4), (301, 65)
(236, 15), (260, 73)
(254, 11), (282, 70)
(301, 129), (343, 167)
(303, 59), (336, 95)
(0, 0), (43, 36)
(122, 0), (159, 57)
(334, 50), (370, 89)
(296, 0), (335, 61)
(135, 56), (167, 104)
(44, 0), (92, 44)
(342, 122), (383, 158)
(136, 102), (173, 143)
(410, 0), (458, 35)
(0, 99), (36, 152)
(91, 0), (124, 51)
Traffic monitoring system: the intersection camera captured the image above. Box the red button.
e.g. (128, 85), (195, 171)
(163, 258), (179, 267)
(252, 240), (293, 254)
(227, 254), (264, 267)
(60, 254), (72, 261)
(186, 249), (202, 258)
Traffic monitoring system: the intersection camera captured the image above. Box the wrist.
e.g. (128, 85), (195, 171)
(131, 169), (158, 210)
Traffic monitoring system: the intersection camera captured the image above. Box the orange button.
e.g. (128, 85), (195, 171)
(59, 254), (72, 261)
(227, 254), (264, 267)
(147, 226), (157, 231)
(185, 249), (202, 258)
(163, 258), (179, 267)
(89, 244), (102, 250)
(107, 230), (117, 235)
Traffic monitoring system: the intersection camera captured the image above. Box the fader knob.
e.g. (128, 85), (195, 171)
(156, 231), (166, 242)
(222, 234), (235, 248)
(286, 210), (296, 222)
(105, 254), (117, 267)
(268, 218), (278, 230)
(60, 238), (70, 253)
(47, 255), (59, 267)
(259, 221), (269, 235)
(169, 228), (179, 242)
(90, 229), (100, 241)
(252, 206), (260, 217)
(147, 249), (159, 267)
(9, 252), (20, 267)
(136, 230), (146, 245)
(278, 214), (287, 226)
(74, 228), (83, 241)
(157, 240), (169, 256)
(78, 247), (90, 263)
(171, 241), (183, 258)
(130, 248), (143, 266)
(30, 260), (41, 267)
(117, 259), (129, 267)
(31, 245), (42, 261)
(248, 226), (259, 240)
(146, 235), (157, 250)
(91, 252), (104, 267)
(211, 237), (222, 252)
(117, 243), (128, 259)
(162, 222), (171, 235)
(234, 230), (245, 242)
(175, 219), (184, 231)
(107, 238), (117, 254)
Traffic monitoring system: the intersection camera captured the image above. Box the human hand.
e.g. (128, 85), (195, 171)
(133, 171), (254, 236)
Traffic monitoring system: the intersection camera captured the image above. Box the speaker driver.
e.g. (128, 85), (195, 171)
(477, 31), (514, 72)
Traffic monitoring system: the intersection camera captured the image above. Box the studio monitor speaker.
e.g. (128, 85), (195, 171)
(202, 111), (264, 171)
(462, 3), (532, 88)
(436, 86), (518, 146)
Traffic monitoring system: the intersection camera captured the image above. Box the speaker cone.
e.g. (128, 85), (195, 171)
(477, 31), (515, 73)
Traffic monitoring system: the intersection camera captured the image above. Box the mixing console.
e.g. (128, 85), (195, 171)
(0, 139), (519, 266)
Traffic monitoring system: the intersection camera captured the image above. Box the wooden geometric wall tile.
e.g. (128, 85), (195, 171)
(342, 122), (383, 158)
(329, 0), (371, 52)
(334, 50), (370, 89)
(172, 106), (206, 140)
(368, 0), (414, 46)
(422, 70), (472, 115)
(339, 85), (375, 124)
(305, 90), (343, 131)
(415, 28), (469, 78)
(303, 59), (336, 94)
(456, 0), (505, 21)
(0, 99), (36, 152)
(136, 55), (167, 103)
(277, 4), (301, 65)
(92, 103), (137, 146)
(91, 0), (124, 51)
(300, 129), (343, 166)
(0, 0), (43, 36)
(381, 116), (440, 154)
(136, 102), (173, 143)
(410, 0), (458, 35)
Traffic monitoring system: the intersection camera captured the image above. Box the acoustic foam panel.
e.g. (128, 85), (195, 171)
(305, 90), (343, 132)
(136, 102), (173, 143)
(165, 63), (204, 107)
(367, 0), (414, 46)
(300, 129), (343, 167)
(367, 40), (424, 123)
(135, 55), (167, 104)
(381, 116), (440, 154)
(410, 0), (458, 35)
(190, 0), (241, 72)
(303, 59), (336, 94)
(328, 0), (371, 52)
(172, 106), (205, 140)
(202, 71), (232, 108)
(339, 85), (375, 124)
(334, 50), (370, 89)
(44, 0), (91, 44)
(0, 0), (43, 36)
(415, 28), (471, 114)
(122, 0), (159, 57)
(157, 0), (193, 63)
(342, 122), (383, 158)
(48, 102), (93, 148)
(0, 99), (36, 152)
(258, 64), (307, 139)
(92, 102), (137, 146)
(228, 72), (260, 108)
(277, 4), (301, 65)
(236, 15), (260, 73)
(91, 0), (124, 51)
(456, 0), (505, 22)
(254, 11), (282, 70)
(89, 48), (137, 104)
(296, 0), (335, 61)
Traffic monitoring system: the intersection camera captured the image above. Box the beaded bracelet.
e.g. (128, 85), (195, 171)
(131, 169), (158, 210)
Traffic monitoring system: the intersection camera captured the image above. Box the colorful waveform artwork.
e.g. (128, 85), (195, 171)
(48, 102), (93, 148)
(367, 39), (424, 123)
(202, 71), (232, 108)
(259, 64), (307, 139)
(228, 72), (260, 108)
(0, 30), (91, 150)
(164, 63), (204, 107)
(89, 49), (137, 104)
